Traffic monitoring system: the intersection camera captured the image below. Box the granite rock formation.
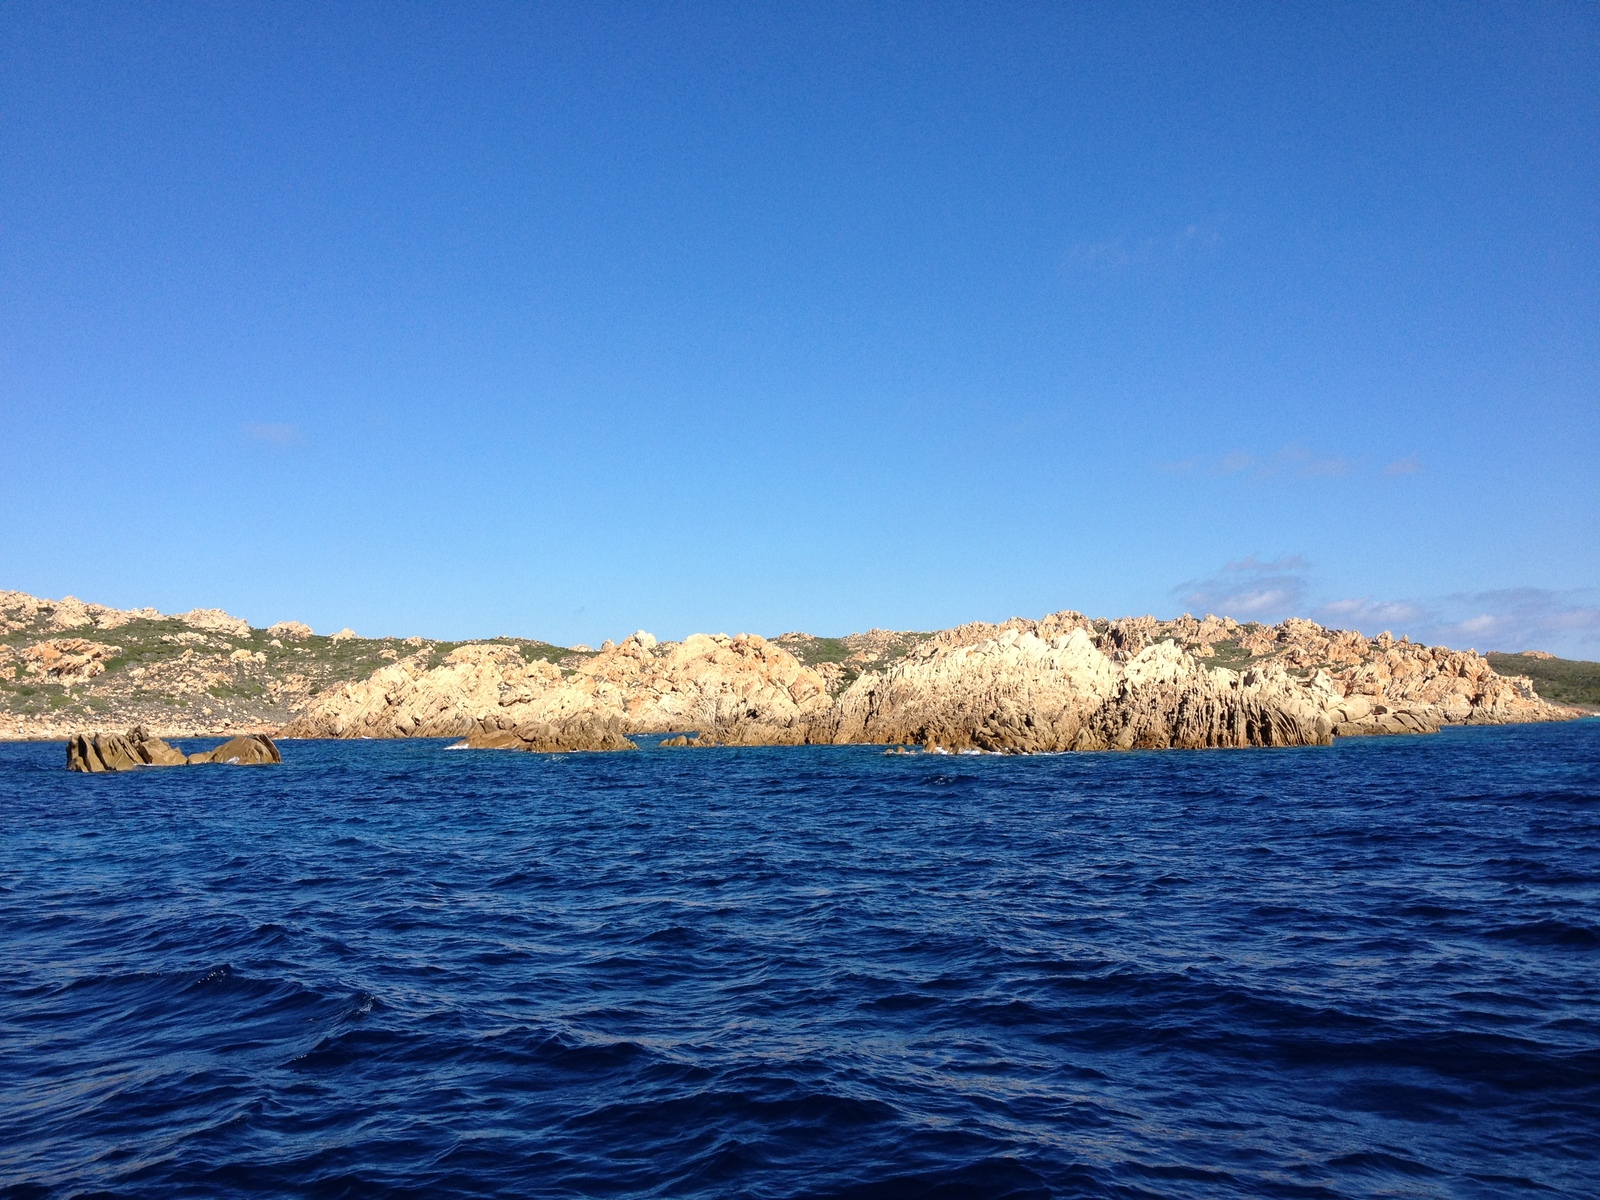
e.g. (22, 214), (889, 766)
(285, 631), (831, 747)
(824, 630), (1338, 751)
(284, 612), (1574, 754)
(66, 728), (280, 771)
(5, 586), (1582, 753)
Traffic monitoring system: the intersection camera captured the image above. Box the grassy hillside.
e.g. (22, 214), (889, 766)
(0, 614), (581, 735)
(1487, 653), (1600, 707)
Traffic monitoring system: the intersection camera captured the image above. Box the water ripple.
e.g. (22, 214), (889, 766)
(2, 722), (1598, 1198)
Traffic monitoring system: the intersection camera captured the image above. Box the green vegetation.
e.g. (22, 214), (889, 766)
(1197, 638), (1257, 670)
(783, 636), (852, 667)
(517, 640), (591, 666)
(0, 607), (620, 734)
(1486, 653), (1600, 707)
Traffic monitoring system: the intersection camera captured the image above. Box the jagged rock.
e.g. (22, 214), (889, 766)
(187, 734), (282, 765)
(282, 644), (565, 738)
(460, 717), (636, 752)
(280, 612), (1577, 755)
(20, 639), (121, 681)
(65, 726), (246, 771)
(67, 732), (145, 772)
(823, 631), (1336, 752)
(286, 631), (831, 747)
(1, 590), (162, 634)
(13, 585), (1580, 754)
(176, 608), (252, 637)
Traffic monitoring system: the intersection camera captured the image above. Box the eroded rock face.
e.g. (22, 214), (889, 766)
(188, 734), (283, 765)
(176, 609), (252, 637)
(281, 644), (566, 738)
(461, 718), (637, 753)
(823, 631), (1337, 752)
(256, 611), (1584, 754)
(284, 632), (831, 749)
(20, 639), (122, 682)
(66, 727), (279, 771)
(2, 591), (162, 634)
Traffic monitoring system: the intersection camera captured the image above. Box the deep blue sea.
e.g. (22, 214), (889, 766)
(2, 723), (1598, 1199)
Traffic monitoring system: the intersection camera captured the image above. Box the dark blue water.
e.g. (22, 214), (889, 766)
(2, 724), (1598, 1199)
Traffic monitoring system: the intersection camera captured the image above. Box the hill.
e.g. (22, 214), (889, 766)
(1486, 653), (1600, 708)
(1, 589), (1582, 748)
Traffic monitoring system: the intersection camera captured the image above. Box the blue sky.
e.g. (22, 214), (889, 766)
(2, 2), (1596, 653)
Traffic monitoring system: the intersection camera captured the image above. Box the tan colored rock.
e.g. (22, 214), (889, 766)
(288, 631), (833, 750)
(65, 726), (222, 771)
(825, 630), (1335, 752)
(267, 620), (313, 640)
(177, 608), (252, 637)
(329, 628), (358, 642)
(188, 734), (282, 765)
(11, 584), (1579, 752)
(460, 718), (636, 753)
(21, 639), (121, 682)
(1, 590), (162, 634)
(282, 644), (565, 738)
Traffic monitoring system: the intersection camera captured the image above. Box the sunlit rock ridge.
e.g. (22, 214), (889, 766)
(2, 589), (1576, 750)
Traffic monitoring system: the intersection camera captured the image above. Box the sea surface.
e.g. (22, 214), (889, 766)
(2, 723), (1598, 1199)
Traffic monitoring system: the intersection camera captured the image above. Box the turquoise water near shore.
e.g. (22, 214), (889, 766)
(3, 723), (1598, 1198)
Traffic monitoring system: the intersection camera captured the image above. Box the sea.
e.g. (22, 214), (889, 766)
(2, 722), (1597, 1199)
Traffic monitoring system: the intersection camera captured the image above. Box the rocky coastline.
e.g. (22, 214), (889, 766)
(3, 589), (1582, 755)
(284, 611), (1576, 754)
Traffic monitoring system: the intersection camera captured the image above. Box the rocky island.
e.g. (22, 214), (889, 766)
(4, 588), (1585, 755)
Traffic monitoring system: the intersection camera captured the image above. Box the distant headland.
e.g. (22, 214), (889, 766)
(3, 589), (1590, 753)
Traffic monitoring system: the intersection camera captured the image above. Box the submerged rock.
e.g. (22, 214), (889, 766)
(67, 727), (280, 772)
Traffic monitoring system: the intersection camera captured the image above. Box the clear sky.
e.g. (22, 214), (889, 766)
(2, 2), (1596, 654)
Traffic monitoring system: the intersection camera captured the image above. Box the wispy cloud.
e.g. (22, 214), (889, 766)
(1065, 223), (1220, 273)
(1176, 554), (1310, 621)
(1314, 589), (1600, 657)
(1227, 554), (1310, 573)
(1313, 596), (1427, 629)
(1383, 455), (1423, 476)
(245, 422), (302, 445)
(1175, 563), (1600, 659)
(1427, 588), (1600, 656)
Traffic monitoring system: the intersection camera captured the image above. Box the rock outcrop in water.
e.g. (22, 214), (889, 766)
(823, 631), (1337, 751)
(460, 717), (638, 753)
(283, 612), (1575, 753)
(285, 631), (831, 745)
(5, 584), (1579, 753)
(66, 727), (281, 771)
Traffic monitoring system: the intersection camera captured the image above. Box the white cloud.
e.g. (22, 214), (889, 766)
(1316, 588), (1600, 658)
(1314, 597), (1426, 628)
(1173, 569), (1600, 660)
(1177, 555), (1309, 621)
(1428, 589), (1600, 656)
